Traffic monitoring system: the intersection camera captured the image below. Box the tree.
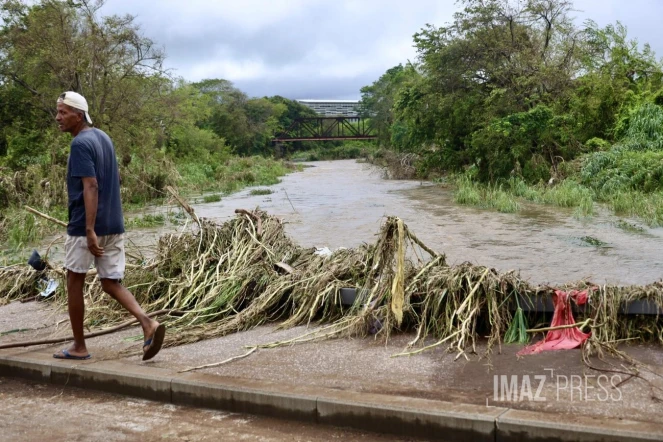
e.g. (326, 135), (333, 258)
(571, 21), (663, 141)
(0, 0), (171, 166)
(360, 64), (417, 148)
(383, 0), (592, 179)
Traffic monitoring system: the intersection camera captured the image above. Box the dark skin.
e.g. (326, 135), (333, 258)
(55, 102), (160, 358)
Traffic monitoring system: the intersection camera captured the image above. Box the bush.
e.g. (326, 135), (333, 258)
(585, 137), (611, 150)
(168, 125), (231, 160)
(582, 149), (663, 194)
(621, 102), (663, 152)
(522, 154), (551, 184)
(470, 106), (566, 183)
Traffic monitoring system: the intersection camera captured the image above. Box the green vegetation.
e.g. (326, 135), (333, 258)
(249, 189), (273, 196)
(124, 214), (166, 229)
(202, 194), (222, 203)
(453, 176), (520, 213)
(360, 0), (663, 225)
(579, 236), (608, 247)
(289, 142), (378, 162)
(0, 0), (342, 259)
(615, 220), (647, 234)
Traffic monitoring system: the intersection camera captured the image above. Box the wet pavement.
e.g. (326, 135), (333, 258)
(0, 377), (419, 442)
(1, 301), (662, 426)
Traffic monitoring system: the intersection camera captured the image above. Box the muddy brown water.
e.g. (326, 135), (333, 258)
(42, 159), (663, 286)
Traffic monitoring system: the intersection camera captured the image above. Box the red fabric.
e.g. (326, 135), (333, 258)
(517, 289), (591, 356)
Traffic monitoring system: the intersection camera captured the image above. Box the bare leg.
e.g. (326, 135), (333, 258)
(100, 279), (159, 347)
(55, 270), (90, 358)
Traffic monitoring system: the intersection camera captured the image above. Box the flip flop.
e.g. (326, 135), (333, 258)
(53, 349), (91, 360)
(142, 324), (166, 361)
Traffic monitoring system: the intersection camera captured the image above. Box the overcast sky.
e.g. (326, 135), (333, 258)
(99, 0), (663, 100)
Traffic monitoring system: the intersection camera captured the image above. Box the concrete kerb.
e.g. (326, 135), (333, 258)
(172, 371), (319, 423)
(0, 350), (52, 382)
(50, 359), (174, 402)
(496, 409), (663, 442)
(315, 389), (506, 441)
(1, 351), (663, 442)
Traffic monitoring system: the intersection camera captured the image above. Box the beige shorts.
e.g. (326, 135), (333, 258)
(64, 234), (125, 279)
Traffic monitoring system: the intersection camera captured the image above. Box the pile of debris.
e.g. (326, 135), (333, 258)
(1, 205), (662, 361)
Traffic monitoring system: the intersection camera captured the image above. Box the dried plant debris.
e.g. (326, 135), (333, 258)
(1, 209), (662, 362)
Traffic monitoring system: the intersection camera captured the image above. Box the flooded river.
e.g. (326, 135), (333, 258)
(187, 160), (663, 286)
(45, 159), (663, 286)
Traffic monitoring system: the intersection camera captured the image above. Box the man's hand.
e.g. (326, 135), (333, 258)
(86, 231), (104, 257)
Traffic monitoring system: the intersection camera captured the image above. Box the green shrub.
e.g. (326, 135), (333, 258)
(522, 154), (551, 183)
(250, 189), (273, 196)
(125, 213), (166, 228)
(585, 137), (611, 150)
(203, 194), (222, 203)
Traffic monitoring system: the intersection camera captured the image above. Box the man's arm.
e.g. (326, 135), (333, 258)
(82, 176), (103, 257)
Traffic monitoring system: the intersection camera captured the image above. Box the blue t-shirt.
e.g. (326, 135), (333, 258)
(66, 128), (125, 237)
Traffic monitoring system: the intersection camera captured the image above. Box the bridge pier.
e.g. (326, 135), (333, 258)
(273, 142), (286, 159)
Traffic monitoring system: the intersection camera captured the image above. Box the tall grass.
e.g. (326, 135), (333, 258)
(178, 156), (298, 194)
(454, 175), (597, 217)
(573, 101), (663, 225)
(608, 191), (663, 227)
(453, 176), (520, 213)
(0, 207), (65, 258)
(0, 155), (300, 261)
(537, 180), (595, 217)
(621, 102), (663, 151)
(289, 142), (378, 162)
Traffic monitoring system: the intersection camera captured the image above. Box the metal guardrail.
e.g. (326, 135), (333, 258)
(515, 293), (663, 315)
(339, 288), (663, 316)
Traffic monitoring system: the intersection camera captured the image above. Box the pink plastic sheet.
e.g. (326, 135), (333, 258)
(517, 289), (591, 356)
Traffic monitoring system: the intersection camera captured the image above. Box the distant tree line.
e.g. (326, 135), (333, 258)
(360, 0), (663, 185)
(0, 0), (320, 175)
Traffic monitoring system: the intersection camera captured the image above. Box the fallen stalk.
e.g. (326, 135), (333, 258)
(235, 209), (263, 238)
(0, 309), (186, 350)
(167, 186), (200, 225)
(526, 318), (592, 333)
(178, 346), (258, 373)
(24, 205), (67, 227)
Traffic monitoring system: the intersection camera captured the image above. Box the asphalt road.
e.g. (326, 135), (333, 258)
(0, 377), (423, 442)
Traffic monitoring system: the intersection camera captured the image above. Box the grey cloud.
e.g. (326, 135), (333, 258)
(234, 71), (386, 100)
(100, 0), (663, 100)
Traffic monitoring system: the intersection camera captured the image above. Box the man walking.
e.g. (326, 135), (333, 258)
(54, 91), (165, 361)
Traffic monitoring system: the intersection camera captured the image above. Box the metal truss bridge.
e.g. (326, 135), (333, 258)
(272, 117), (377, 142)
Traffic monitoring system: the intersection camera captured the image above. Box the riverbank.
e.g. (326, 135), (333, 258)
(369, 151), (663, 228)
(450, 174), (663, 227)
(0, 156), (301, 265)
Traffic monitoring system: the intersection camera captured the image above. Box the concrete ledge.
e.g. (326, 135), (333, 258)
(172, 372), (318, 422)
(0, 351), (52, 382)
(317, 390), (506, 442)
(496, 409), (663, 442)
(51, 360), (174, 402)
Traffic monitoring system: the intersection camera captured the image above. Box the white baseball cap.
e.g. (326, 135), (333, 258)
(57, 91), (93, 125)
